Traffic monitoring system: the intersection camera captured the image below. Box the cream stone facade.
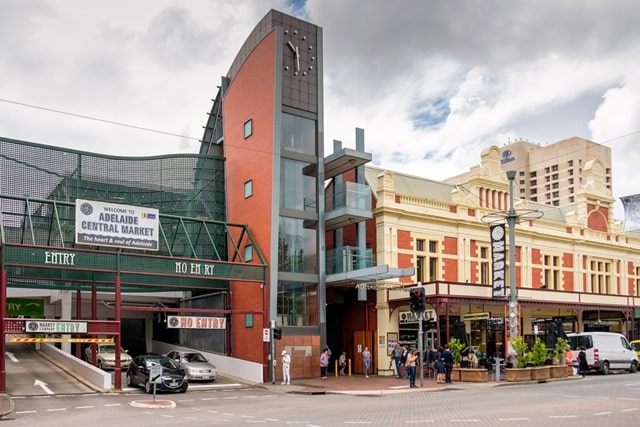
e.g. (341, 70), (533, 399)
(367, 143), (639, 375)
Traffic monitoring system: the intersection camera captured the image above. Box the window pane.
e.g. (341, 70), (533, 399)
(244, 120), (253, 138)
(278, 217), (317, 273)
(281, 113), (315, 155)
(277, 281), (318, 326)
(280, 158), (316, 210)
(244, 180), (253, 198)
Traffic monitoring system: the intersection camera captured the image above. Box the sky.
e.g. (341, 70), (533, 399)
(2, 0), (640, 220)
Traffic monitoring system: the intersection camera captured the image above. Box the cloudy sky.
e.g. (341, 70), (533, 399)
(2, 0), (640, 219)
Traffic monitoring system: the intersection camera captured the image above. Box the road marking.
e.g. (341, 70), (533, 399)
(46, 408), (67, 412)
(549, 415), (577, 418)
(5, 351), (19, 362)
(405, 421), (434, 424)
(15, 411), (36, 414)
(593, 412), (611, 415)
(499, 418), (528, 421)
(34, 379), (54, 394)
(104, 403), (121, 407)
(449, 419), (479, 422)
(622, 408), (639, 412)
(75, 406), (94, 409)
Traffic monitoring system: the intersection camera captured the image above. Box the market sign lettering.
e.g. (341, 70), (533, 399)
(490, 224), (506, 298)
(45, 251), (76, 265)
(75, 199), (159, 251)
(175, 262), (215, 276)
(25, 320), (88, 334)
(166, 315), (226, 329)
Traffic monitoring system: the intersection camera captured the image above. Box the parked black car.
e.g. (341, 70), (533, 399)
(126, 354), (188, 393)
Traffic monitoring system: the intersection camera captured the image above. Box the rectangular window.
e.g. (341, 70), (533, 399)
(636, 266), (640, 296)
(277, 281), (318, 327)
(278, 217), (317, 274)
(416, 256), (425, 282)
(244, 119), (253, 138)
(543, 254), (561, 290)
(589, 259), (612, 294)
(244, 244), (253, 262)
(244, 180), (253, 198)
(429, 240), (438, 253)
(281, 113), (316, 155)
(479, 246), (489, 284)
(416, 239), (425, 252)
(429, 257), (438, 281)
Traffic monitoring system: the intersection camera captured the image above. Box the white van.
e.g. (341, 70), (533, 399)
(567, 332), (638, 375)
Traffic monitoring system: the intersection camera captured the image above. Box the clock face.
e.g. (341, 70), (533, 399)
(284, 28), (315, 77)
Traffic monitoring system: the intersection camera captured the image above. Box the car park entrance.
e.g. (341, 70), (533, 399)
(1, 197), (266, 393)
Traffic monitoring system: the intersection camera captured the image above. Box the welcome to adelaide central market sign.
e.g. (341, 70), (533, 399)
(75, 199), (159, 251)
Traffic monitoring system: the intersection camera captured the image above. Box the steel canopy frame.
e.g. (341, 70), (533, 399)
(0, 196), (267, 393)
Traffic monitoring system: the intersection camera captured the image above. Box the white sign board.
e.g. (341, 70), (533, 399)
(263, 328), (270, 342)
(150, 365), (163, 384)
(75, 199), (159, 251)
(167, 315), (226, 329)
(25, 320), (88, 334)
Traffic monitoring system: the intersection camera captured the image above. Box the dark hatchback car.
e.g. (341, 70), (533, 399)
(126, 354), (188, 394)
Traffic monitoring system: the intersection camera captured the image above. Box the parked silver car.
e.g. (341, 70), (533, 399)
(84, 344), (132, 370)
(165, 351), (218, 381)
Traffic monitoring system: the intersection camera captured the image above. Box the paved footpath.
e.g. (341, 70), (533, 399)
(256, 371), (579, 395)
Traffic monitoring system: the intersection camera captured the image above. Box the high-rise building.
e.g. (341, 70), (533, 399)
(445, 136), (612, 206)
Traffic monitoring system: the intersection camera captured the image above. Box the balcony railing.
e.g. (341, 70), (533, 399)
(326, 246), (374, 275)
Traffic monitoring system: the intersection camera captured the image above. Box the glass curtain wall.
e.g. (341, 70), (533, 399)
(277, 113), (318, 326)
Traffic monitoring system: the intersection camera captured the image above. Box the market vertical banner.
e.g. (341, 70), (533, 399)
(75, 199), (159, 251)
(490, 223), (506, 298)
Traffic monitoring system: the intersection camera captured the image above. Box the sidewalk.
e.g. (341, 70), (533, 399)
(258, 372), (499, 395)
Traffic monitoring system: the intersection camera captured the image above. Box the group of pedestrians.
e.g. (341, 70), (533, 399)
(391, 343), (455, 386)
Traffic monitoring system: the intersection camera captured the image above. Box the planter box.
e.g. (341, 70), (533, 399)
(458, 368), (488, 382)
(529, 366), (551, 381)
(505, 368), (531, 382)
(450, 368), (461, 382)
(550, 365), (568, 378)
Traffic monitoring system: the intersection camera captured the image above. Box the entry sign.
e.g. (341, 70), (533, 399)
(150, 365), (163, 384)
(263, 328), (270, 342)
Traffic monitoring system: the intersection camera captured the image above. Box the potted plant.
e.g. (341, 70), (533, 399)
(448, 338), (465, 366)
(529, 338), (551, 381)
(550, 337), (569, 378)
(506, 336), (532, 382)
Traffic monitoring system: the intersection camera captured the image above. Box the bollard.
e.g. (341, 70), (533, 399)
(494, 358), (501, 382)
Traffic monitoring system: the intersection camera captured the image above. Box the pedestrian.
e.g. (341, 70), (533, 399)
(436, 348), (446, 383)
(281, 349), (291, 385)
(362, 346), (372, 377)
(400, 345), (409, 378)
(320, 348), (329, 380)
(577, 346), (588, 378)
(392, 343), (403, 377)
(424, 346), (435, 378)
(443, 344), (454, 383)
(406, 348), (418, 387)
(339, 351), (347, 375)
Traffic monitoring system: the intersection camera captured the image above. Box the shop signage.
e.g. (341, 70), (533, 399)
(25, 320), (88, 334)
(462, 312), (490, 320)
(75, 199), (159, 251)
(399, 309), (436, 323)
(490, 223), (506, 298)
(7, 298), (45, 317)
(166, 315), (226, 329)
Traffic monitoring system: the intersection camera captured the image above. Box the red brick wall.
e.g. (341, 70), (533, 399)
(224, 31), (276, 364)
(397, 229), (412, 250)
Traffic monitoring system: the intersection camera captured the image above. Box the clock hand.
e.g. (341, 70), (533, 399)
(295, 46), (300, 71)
(287, 40), (296, 53)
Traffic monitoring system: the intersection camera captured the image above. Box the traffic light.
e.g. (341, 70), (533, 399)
(273, 327), (282, 340)
(409, 287), (425, 314)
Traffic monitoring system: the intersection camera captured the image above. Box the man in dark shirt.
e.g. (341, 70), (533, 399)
(442, 345), (454, 383)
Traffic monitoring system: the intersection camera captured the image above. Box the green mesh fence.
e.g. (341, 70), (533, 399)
(1, 137), (266, 291)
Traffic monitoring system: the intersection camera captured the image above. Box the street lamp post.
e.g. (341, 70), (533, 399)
(506, 171), (519, 340)
(481, 170), (543, 347)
